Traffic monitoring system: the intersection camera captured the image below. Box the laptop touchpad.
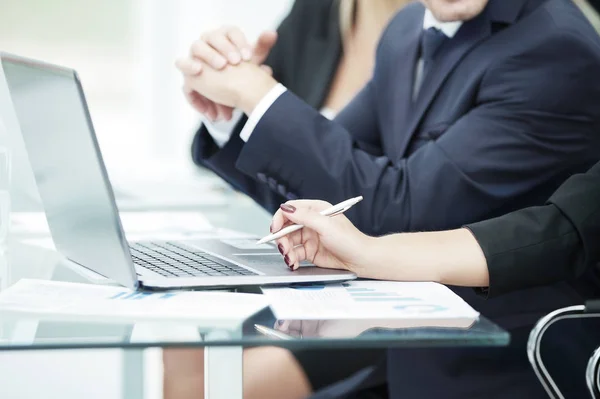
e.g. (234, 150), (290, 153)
(220, 238), (277, 252)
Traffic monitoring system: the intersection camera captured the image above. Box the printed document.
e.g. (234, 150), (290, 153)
(261, 281), (479, 327)
(0, 279), (268, 327)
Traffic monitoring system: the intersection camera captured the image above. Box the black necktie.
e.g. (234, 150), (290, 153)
(420, 27), (447, 77)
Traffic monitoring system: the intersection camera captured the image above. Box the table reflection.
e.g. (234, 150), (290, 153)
(271, 318), (477, 339)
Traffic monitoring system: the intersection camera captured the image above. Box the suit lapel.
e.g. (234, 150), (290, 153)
(396, 14), (492, 157)
(302, 36), (342, 108)
(396, 0), (532, 158)
(300, 0), (343, 109)
(389, 12), (423, 160)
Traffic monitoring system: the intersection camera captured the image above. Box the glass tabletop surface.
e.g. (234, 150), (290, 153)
(0, 240), (510, 351)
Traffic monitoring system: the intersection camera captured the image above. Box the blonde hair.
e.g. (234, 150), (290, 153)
(573, 0), (600, 33)
(339, 0), (410, 38)
(339, 0), (357, 39)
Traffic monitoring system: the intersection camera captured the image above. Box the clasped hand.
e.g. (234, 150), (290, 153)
(176, 26), (279, 119)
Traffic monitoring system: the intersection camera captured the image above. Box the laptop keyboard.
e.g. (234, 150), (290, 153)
(129, 241), (257, 278)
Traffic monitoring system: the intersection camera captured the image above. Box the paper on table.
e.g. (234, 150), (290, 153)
(0, 279), (269, 328)
(261, 281), (479, 328)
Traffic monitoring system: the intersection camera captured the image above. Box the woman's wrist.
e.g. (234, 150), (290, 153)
(356, 229), (490, 287)
(343, 234), (379, 277)
(349, 232), (447, 283)
(438, 228), (489, 288)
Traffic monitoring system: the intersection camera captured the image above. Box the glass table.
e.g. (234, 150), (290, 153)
(0, 238), (510, 399)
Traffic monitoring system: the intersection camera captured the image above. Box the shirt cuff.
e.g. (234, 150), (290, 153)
(203, 109), (243, 148)
(239, 83), (287, 142)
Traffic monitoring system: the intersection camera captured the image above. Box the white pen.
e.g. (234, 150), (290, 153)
(254, 324), (294, 340)
(256, 196), (363, 245)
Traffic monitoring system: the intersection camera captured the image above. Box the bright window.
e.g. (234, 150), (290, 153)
(0, 0), (292, 180)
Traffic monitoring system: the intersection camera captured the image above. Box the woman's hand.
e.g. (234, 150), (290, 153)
(271, 201), (491, 287)
(271, 200), (374, 273)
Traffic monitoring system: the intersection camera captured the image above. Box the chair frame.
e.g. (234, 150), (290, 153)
(586, 346), (600, 398)
(527, 305), (600, 398)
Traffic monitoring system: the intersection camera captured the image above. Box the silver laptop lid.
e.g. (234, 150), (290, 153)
(1, 53), (137, 289)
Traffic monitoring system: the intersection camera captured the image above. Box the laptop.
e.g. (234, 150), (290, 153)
(0, 52), (356, 290)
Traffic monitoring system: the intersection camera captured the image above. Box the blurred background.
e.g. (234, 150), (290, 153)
(0, 2), (292, 398)
(0, 0), (293, 175)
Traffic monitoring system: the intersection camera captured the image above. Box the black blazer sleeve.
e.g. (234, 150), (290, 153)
(466, 161), (600, 298)
(190, 0), (341, 214)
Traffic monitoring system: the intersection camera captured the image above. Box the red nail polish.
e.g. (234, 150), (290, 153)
(278, 244), (285, 255)
(270, 223), (274, 233)
(284, 255), (291, 266)
(280, 204), (296, 213)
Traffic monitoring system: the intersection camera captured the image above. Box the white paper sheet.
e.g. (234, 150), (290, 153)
(0, 279), (269, 328)
(261, 281), (479, 326)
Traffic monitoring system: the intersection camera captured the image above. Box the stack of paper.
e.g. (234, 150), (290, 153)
(0, 279), (268, 328)
(261, 281), (479, 329)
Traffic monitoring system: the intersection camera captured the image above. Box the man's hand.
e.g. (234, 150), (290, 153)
(177, 27), (278, 121)
(178, 61), (278, 115)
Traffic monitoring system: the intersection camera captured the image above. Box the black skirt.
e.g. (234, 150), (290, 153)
(292, 348), (388, 398)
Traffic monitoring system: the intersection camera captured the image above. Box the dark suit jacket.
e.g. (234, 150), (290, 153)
(468, 161), (600, 298)
(193, 0), (600, 398)
(191, 0), (343, 213)
(195, 0), (600, 237)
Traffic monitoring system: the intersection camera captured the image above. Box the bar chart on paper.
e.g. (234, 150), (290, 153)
(0, 279), (269, 326)
(261, 281), (480, 325)
(342, 283), (450, 314)
(108, 291), (178, 300)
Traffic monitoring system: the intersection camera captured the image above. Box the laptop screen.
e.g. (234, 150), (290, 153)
(1, 54), (137, 289)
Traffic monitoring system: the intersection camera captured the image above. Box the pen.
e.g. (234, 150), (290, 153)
(254, 324), (294, 340)
(256, 196), (364, 245)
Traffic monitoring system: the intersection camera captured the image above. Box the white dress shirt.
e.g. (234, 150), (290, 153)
(203, 9), (462, 147)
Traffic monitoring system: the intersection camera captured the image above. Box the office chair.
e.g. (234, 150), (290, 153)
(587, 344), (600, 398)
(528, 300), (600, 398)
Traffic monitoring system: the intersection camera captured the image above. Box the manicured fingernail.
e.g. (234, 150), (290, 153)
(277, 320), (285, 326)
(241, 49), (252, 61)
(280, 204), (296, 213)
(278, 244), (285, 255)
(214, 57), (227, 69)
(284, 255), (291, 266)
(228, 52), (241, 64)
(270, 223), (274, 233)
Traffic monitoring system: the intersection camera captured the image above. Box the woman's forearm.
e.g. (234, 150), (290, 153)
(357, 228), (490, 287)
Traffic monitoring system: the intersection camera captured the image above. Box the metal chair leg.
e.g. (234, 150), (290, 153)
(527, 305), (585, 399)
(586, 346), (600, 399)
